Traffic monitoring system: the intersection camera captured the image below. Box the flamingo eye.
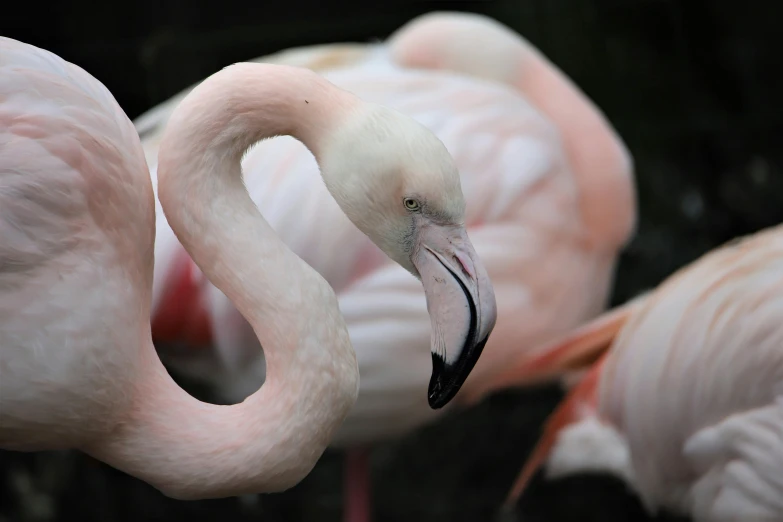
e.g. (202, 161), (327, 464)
(403, 197), (420, 211)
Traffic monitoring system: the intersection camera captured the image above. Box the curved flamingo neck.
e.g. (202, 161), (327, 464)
(86, 338), (294, 499)
(156, 63), (357, 331)
(92, 63), (361, 499)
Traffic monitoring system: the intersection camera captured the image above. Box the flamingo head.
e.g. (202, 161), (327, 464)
(319, 103), (497, 409)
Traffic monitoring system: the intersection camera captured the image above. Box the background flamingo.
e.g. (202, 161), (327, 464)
(483, 224), (783, 521)
(133, 11), (637, 522)
(0, 35), (496, 498)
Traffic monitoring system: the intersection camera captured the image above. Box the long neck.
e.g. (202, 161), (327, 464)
(89, 64), (361, 499)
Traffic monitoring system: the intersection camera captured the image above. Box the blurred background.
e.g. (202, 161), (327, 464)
(2, 1), (781, 521)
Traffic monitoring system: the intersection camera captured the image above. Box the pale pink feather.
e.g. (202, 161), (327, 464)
(500, 226), (783, 521)
(598, 225), (783, 519)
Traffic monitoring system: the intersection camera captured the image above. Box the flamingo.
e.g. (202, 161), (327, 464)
(133, 11), (637, 521)
(481, 224), (783, 521)
(0, 36), (498, 499)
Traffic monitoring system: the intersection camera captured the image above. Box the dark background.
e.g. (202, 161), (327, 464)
(2, 1), (781, 521)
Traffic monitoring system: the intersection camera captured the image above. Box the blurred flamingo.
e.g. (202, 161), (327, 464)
(0, 36), (496, 498)
(136, 11), (637, 521)
(485, 225), (783, 521)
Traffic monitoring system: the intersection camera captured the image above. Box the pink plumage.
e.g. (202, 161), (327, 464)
(495, 225), (783, 521)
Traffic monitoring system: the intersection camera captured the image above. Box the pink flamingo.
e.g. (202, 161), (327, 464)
(0, 35), (497, 499)
(135, 11), (637, 521)
(483, 225), (783, 521)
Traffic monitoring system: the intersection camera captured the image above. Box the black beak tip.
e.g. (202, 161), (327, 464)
(428, 354), (456, 410)
(427, 334), (491, 410)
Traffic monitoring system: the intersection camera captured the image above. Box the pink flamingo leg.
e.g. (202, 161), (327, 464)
(344, 447), (372, 522)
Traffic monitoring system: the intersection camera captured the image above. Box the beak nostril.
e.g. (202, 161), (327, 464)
(453, 254), (472, 279)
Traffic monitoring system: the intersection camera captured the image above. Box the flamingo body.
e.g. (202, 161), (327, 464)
(497, 226), (783, 521)
(0, 36), (154, 451)
(600, 227), (783, 520)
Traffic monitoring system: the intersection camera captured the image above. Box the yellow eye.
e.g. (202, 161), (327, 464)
(403, 197), (420, 211)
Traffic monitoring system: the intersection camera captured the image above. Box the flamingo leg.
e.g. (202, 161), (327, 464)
(344, 447), (372, 522)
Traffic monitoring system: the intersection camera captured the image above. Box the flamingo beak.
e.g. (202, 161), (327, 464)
(412, 224), (497, 409)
